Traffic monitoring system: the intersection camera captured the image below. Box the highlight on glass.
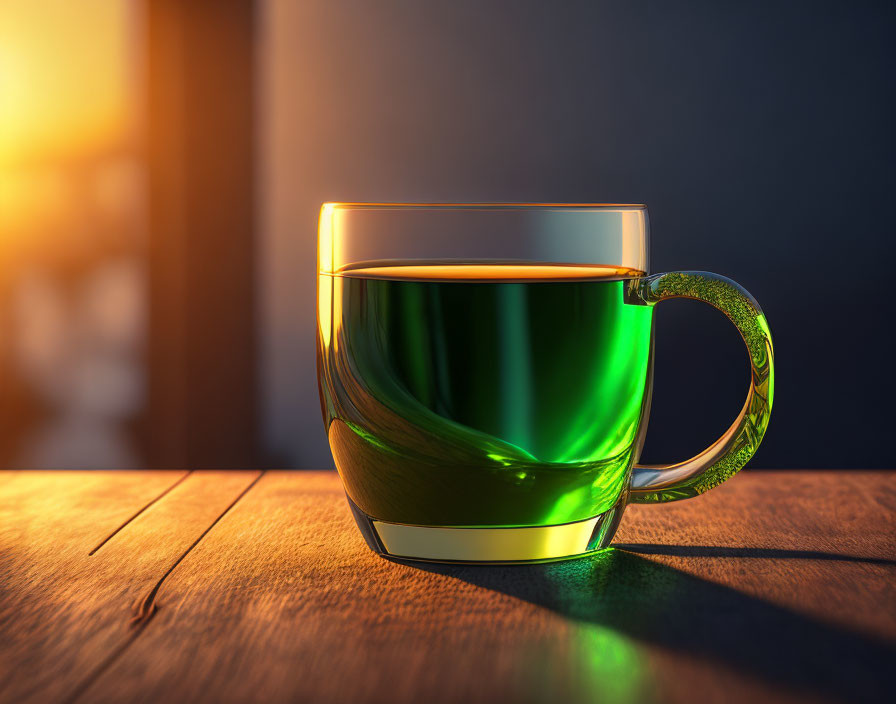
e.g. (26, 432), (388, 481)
(317, 203), (774, 563)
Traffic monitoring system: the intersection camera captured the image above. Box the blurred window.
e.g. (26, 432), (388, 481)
(0, 0), (147, 468)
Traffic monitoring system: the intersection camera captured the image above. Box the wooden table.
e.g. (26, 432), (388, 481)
(0, 470), (893, 704)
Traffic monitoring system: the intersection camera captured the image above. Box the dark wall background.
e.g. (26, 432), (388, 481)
(259, 0), (895, 469)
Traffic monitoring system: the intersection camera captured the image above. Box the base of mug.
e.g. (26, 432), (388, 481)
(345, 495), (626, 564)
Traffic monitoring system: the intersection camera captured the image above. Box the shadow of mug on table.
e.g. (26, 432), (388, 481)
(402, 547), (894, 704)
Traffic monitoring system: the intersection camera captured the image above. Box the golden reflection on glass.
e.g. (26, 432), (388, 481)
(317, 275), (333, 349)
(317, 205), (337, 348)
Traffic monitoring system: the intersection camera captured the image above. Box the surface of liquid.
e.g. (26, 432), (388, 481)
(318, 263), (654, 527)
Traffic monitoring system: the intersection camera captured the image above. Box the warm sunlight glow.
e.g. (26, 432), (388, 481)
(0, 0), (134, 167)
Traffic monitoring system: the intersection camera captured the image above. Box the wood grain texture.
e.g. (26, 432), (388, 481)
(0, 470), (260, 704)
(0, 471), (893, 704)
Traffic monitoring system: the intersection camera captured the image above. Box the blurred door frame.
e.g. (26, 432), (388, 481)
(146, 0), (258, 468)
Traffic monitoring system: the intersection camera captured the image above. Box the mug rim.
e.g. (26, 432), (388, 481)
(322, 202), (647, 211)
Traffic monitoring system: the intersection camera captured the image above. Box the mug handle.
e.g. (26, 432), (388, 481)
(628, 271), (775, 503)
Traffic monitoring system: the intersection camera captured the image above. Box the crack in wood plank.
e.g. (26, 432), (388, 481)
(88, 471), (193, 556)
(60, 471), (267, 704)
(130, 471), (267, 628)
(80, 471), (895, 704)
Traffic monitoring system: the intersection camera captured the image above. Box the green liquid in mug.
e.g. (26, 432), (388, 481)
(318, 265), (654, 527)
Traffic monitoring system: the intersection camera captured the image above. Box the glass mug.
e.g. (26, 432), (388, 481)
(317, 203), (774, 563)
